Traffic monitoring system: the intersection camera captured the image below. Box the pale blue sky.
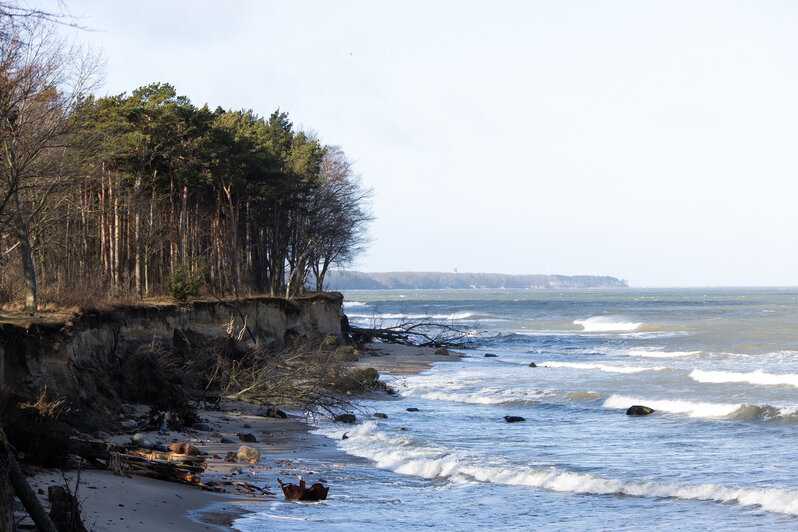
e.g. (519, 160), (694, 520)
(43, 1), (798, 286)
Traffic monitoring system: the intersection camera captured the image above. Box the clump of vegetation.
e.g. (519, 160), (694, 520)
(329, 367), (385, 393)
(332, 345), (359, 361)
(166, 266), (203, 302)
(0, 387), (71, 467)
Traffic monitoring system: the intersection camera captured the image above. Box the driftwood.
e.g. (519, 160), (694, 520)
(68, 438), (271, 496)
(348, 320), (477, 348)
(109, 451), (205, 483)
(278, 478), (329, 501)
(1, 428), (58, 532)
(203, 481), (273, 496)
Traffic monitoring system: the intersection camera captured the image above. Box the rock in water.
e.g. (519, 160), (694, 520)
(238, 432), (259, 443)
(334, 414), (357, 424)
(528, 362), (537, 368)
(237, 445), (260, 464)
(374, 413), (388, 419)
(504, 416), (525, 423)
(131, 433), (156, 449)
(434, 347), (450, 356)
(406, 407), (420, 412)
(626, 405), (655, 416)
(484, 353), (498, 358)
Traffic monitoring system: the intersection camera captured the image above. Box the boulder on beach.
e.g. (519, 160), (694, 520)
(131, 433), (156, 449)
(192, 422), (212, 432)
(434, 347), (450, 356)
(626, 405), (655, 416)
(334, 414), (357, 424)
(220, 436), (236, 444)
(237, 445), (260, 464)
(264, 406), (287, 419)
(504, 416), (525, 423)
(237, 432), (259, 442)
(167, 442), (201, 456)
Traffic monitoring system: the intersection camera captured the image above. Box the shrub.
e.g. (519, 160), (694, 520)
(166, 265), (202, 302)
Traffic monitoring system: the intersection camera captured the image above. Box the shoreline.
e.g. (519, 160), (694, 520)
(21, 342), (462, 531)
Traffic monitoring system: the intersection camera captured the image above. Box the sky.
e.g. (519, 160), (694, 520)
(38, 0), (798, 286)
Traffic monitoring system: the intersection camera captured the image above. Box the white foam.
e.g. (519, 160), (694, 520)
(574, 316), (642, 332)
(400, 386), (552, 406)
(690, 369), (798, 388)
(602, 394), (741, 418)
(343, 301), (368, 307)
(541, 361), (664, 374)
(318, 422), (798, 516)
(623, 349), (700, 358)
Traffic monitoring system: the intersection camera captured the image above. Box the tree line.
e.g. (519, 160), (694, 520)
(0, 16), (372, 312)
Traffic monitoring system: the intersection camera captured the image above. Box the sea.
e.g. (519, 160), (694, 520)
(234, 287), (798, 531)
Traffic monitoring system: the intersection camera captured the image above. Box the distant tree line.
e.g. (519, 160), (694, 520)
(0, 16), (372, 312)
(325, 271), (628, 290)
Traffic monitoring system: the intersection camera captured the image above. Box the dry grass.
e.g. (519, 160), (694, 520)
(19, 387), (66, 418)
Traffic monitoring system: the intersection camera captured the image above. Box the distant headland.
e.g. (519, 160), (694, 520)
(325, 271), (628, 290)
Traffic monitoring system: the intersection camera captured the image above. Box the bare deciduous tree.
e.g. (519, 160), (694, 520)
(0, 16), (100, 311)
(308, 145), (373, 292)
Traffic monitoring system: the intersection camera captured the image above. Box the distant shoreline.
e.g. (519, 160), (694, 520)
(326, 271), (627, 290)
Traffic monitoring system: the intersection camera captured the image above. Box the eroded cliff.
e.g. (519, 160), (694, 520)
(0, 293), (343, 428)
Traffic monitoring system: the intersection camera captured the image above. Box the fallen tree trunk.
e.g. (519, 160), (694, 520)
(108, 451), (205, 483)
(348, 320), (477, 348)
(1, 428), (58, 532)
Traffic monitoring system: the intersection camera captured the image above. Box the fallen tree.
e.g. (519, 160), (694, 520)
(347, 318), (479, 348)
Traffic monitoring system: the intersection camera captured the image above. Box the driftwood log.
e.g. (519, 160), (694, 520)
(278, 478), (329, 501)
(69, 438), (269, 496)
(1, 429), (58, 532)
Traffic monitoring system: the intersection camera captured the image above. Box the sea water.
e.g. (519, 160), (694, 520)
(235, 288), (798, 530)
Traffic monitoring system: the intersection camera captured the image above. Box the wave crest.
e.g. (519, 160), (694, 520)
(574, 316), (642, 332)
(542, 361), (665, 374)
(319, 422), (798, 516)
(690, 369), (798, 388)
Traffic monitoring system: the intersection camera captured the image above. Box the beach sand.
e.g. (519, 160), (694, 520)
(19, 342), (461, 531)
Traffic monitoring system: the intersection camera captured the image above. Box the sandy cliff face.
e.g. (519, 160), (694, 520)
(0, 293), (343, 425)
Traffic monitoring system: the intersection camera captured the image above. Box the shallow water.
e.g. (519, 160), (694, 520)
(237, 288), (798, 531)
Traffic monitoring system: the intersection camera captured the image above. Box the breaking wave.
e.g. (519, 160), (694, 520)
(318, 421), (798, 516)
(690, 369), (798, 388)
(623, 349), (701, 359)
(541, 361), (665, 374)
(603, 394), (798, 420)
(574, 316), (642, 332)
(399, 386), (553, 406)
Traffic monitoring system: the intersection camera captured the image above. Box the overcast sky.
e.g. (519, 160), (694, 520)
(42, 1), (798, 286)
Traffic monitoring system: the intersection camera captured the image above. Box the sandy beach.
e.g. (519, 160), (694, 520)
(18, 343), (461, 531)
